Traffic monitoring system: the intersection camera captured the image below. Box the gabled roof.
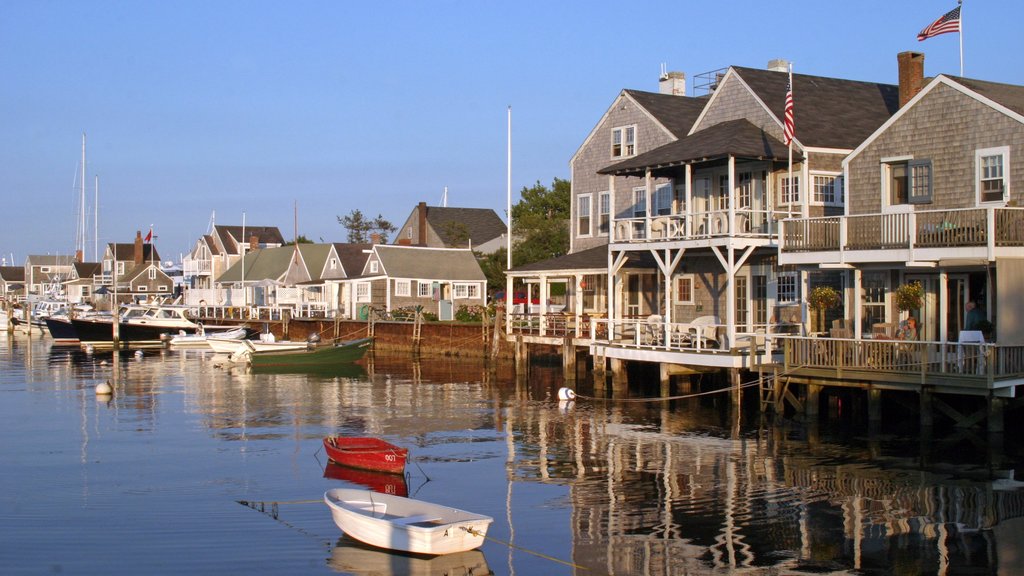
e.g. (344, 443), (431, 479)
(216, 246), (293, 283)
(73, 262), (101, 279)
(425, 206), (506, 247)
(25, 255), (76, 266)
(731, 66), (899, 149)
(215, 225), (285, 255)
(509, 245), (655, 273)
(123, 262), (171, 284)
(108, 243), (161, 263)
(0, 266), (25, 282)
(333, 243), (372, 276)
(203, 234), (222, 256)
(292, 244), (335, 280)
(599, 119), (795, 176)
(624, 90), (710, 138)
(372, 246), (485, 281)
(945, 76), (1024, 117)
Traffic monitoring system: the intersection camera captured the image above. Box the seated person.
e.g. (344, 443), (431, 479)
(896, 316), (918, 341)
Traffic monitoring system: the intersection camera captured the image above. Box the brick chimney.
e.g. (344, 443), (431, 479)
(370, 232), (382, 245)
(898, 51), (925, 108)
(249, 235), (258, 251)
(134, 230), (144, 265)
(417, 201), (428, 246)
(659, 71), (686, 96)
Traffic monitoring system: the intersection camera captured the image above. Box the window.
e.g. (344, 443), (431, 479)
(735, 275), (749, 326)
(633, 188), (647, 217)
(406, 227), (413, 239)
(977, 147), (1009, 203)
(395, 280), (410, 297)
(418, 282), (431, 297)
(577, 194), (592, 236)
(369, 260), (379, 274)
(778, 175), (800, 205)
(673, 184), (686, 214)
(717, 175), (730, 210)
(777, 272), (799, 304)
(356, 282), (371, 302)
(653, 184), (672, 216)
(40, 266), (51, 273)
(861, 271), (887, 334)
(737, 173), (752, 209)
(330, 258), (338, 270)
(453, 283), (478, 299)
(137, 286), (147, 292)
(753, 275), (768, 325)
(813, 174), (842, 205)
(598, 192), (610, 236)
(885, 159), (931, 206)
(82, 286), (91, 297)
(674, 274), (694, 304)
(116, 262), (125, 275)
(148, 268), (157, 280)
(909, 162), (931, 204)
(158, 286), (169, 292)
(611, 125), (636, 158)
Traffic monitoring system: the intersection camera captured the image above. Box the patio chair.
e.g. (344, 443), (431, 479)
(643, 314), (663, 345)
(689, 315), (720, 348)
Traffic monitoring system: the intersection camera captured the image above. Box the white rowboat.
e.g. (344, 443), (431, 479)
(324, 488), (493, 555)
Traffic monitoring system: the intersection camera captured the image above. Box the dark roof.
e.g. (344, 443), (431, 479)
(600, 119), (795, 176)
(624, 90), (709, 138)
(203, 234), (221, 256)
(110, 243), (161, 263)
(733, 66), (899, 149)
(332, 243), (373, 276)
(0, 266), (25, 282)
(216, 225), (285, 255)
(426, 207), (506, 247)
(73, 262), (101, 278)
(946, 76), (1024, 117)
(511, 245), (655, 273)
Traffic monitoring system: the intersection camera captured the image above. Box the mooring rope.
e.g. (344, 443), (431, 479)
(461, 526), (587, 570)
(569, 365), (809, 403)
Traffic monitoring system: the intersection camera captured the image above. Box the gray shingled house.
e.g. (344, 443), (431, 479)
(395, 202), (507, 254)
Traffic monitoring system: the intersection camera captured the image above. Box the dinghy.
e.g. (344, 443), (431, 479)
(323, 488), (493, 555)
(323, 436), (408, 474)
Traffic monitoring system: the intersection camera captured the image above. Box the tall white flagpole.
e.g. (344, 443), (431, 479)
(787, 63), (794, 214)
(506, 105), (512, 271)
(959, 0), (964, 76)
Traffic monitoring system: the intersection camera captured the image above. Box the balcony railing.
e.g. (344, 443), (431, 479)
(182, 259), (212, 276)
(612, 209), (776, 243)
(781, 206), (1024, 254)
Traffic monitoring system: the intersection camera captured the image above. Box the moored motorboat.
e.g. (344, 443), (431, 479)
(207, 332), (309, 356)
(323, 488), (493, 555)
(323, 436), (408, 475)
(239, 337), (372, 367)
(168, 325), (248, 349)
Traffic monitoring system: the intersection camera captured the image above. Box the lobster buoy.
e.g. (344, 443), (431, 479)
(557, 387), (576, 401)
(96, 381), (113, 396)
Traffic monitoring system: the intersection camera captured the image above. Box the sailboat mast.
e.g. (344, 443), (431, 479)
(94, 175), (99, 261)
(79, 132), (87, 261)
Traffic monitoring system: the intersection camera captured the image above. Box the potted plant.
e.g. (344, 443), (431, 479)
(894, 281), (924, 312)
(807, 285), (840, 333)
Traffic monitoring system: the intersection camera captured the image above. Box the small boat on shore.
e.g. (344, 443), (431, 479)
(324, 488), (493, 555)
(240, 337), (372, 367)
(323, 436), (408, 474)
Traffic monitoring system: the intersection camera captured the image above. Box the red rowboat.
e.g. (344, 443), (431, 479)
(323, 462), (408, 497)
(323, 436), (408, 474)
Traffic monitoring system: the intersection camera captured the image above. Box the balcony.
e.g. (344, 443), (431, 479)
(612, 209), (778, 243)
(182, 259), (212, 276)
(780, 207), (1024, 265)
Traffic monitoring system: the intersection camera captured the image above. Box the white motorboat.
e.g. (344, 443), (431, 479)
(207, 332), (309, 357)
(168, 325), (247, 349)
(323, 488), (493, 555)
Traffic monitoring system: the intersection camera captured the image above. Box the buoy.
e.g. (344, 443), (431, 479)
(558, 387), (577, 401)
(134, 350), (144, 359)
(558, 400), (575, 414)
(96, 381), (113, 395)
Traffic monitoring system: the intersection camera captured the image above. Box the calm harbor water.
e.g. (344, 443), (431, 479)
(2, 332), (1022, 575)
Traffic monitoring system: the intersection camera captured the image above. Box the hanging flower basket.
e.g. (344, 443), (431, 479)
(807, 286), (840, 312)
(894, 281), (924, 312)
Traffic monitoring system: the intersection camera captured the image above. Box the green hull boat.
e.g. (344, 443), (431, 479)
(246, 337), (372, 368)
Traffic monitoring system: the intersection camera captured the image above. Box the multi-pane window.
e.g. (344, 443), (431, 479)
(779, 175), (800, 205)
(813, 175), (840, 204)
(674, 274), (694, 304)
(861, 271), (887, 333)
(887, 160), (931, 205)
(735, 276), (749, 326)
(717, 175), (730, 210)
(598, 192), (610, 236)
(753, 275), (768, 326)
(577, 195), (592, 236)
(395, 280), (410, 297)
(356, 282), (371, 302)
(653, 184), (672, 215)
(777, 272), (799, 304)
(148, 268), (157, 280)
(673, 184), (686, 214)
(418, 282), (431, 297)
(633, 188), (647, 217)
(453, 283), (479, 299)
(369, 260), (379, 274)
(737, 173), (752, 209)
(611, 126), (636, 158)
(977, 147), (1008, 203)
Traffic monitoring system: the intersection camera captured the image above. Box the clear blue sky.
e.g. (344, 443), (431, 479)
(2, 0), (1021, 264)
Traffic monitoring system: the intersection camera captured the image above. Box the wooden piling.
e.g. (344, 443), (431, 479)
(562, 337), (576, 382)
(660, 364), (671, 398)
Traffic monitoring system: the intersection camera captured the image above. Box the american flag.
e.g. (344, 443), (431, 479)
(918, 5), (961, 41)
(783, 72), (794, 146)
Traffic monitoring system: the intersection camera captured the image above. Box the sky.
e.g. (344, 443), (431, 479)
(2, 0), (1022, 265)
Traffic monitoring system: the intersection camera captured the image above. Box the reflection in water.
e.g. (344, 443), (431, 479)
(329, 537), (492, 575)
(323, 463), (408, 498)
(2, 335), (1022, 575)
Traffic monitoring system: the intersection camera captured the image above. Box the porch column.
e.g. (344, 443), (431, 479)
(800, 270), (811, 334)
(727, 156), (736, 235)
(505, 274), (513, 335)
(684, 164), (693, 237)
(539, 275), (549, 336)
(663, 249), (672, 346)
(607, 249), (615, 340)
(938, 270), (948, 343)
(574, 273), (584, 337)
(853, 269), (863, 339)
(726, 246), (736, 347)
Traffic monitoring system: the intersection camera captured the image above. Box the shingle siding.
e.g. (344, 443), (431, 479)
(848, 82), (1024, 214)
(693, 76), (784, 143)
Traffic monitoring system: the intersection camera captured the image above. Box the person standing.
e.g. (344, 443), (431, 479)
(965, 301), (984, 330)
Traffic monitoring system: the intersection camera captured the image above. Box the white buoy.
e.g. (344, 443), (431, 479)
(134, 350), (144, 359)
(558, 400), (575, 414)
(557, 387), (577, 401)
(96, 381), (113, 395)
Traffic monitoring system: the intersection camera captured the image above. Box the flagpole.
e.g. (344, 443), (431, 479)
(959, 0), (964, 76)
(787, 63), (793, 216)
(506, 105), (512, 271)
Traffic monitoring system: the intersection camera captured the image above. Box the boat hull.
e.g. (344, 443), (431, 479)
(324, 463), (408, 497)
(324, 488), (492, 555)
(323, 437), (408, 474)
(247, 338), (372, 367)
(44, 317), (80, 343)
(70, 318), (178, 344)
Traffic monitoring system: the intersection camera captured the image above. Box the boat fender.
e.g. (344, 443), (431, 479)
(557, 387), (576, 401)
(96, 381), (113, 395)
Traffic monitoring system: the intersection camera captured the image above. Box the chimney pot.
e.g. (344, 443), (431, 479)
(767, 59), (789, 73)
(898, 51), (925, 108)
(659, 71), (686, 96)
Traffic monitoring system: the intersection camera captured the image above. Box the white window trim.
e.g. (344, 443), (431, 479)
(976, 146), (1010, 205)
(810, 172), (843, 207)
(674, 274), (695, 305)
(369, 260), (379, 274)
(633, 187), (647, 217)
(776, 174), (801, 207)
(418, 282), (431, 297)
(777, 272), (800, 305)
(880, 156), (914, 213)
(395, 280), (411, 297)
(577, 193), (593, 238)
(611, 124), (637, 159)
(598, 191), (611, 237)
(453, 283), (469, 299)
(356, 282), (371, 303)
(137, 285), (148, 292)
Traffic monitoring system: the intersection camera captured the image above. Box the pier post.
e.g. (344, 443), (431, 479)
(282, 309), (291, 340)
(678, 375), (694, 395)
(659, 364), (671, 398)
(806, 384), (821, 418)
(592, 350), (606, 394)
(920, 387), (934, 429)
(514, 335), (528, 376)
(562, 337), (576, 382)
(730, 368), (742, 408)
(610, 358), (627, 397)
(988, 396), (1005, 433)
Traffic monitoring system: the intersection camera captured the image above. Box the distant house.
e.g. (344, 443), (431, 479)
(183, 224), (285, 289)
(345, 245), (486, 320)
(64, 261), (101, 304)
(23, 255), (76, 298)
(99, 231), (172, 302)
(0, 266), (25, 301)
(395, 202), (507, 254)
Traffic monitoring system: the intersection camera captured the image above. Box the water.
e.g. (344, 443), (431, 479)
(2, 333), (1022, 575)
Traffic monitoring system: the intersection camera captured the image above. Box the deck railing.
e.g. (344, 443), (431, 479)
(612, 209), (776, 243)
(781, 207), (1024, 253)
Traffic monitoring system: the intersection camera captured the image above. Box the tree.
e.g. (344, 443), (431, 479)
(510, 178), (570, 267)
(282, 234), (314, 246)
(337, 210), (396, 243)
